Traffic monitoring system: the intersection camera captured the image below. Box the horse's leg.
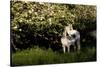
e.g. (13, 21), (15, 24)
(67, 46), (70, 53)
(77, 39), (80, 50)
(73, 44), (76, 51)
(63, 46), (66, 53)
(71, 41), (76, 51)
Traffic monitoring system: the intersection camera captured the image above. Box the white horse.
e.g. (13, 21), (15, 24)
(66, 24), (80, 50)
(61, 24), (80, 53)
(61, 32), (76, 53)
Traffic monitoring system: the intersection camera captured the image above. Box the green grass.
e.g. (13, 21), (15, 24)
(12, 46), (96, 66)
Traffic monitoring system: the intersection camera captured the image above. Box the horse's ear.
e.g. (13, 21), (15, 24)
(69, 24), (72, 26)
(68, 24), (72, 27)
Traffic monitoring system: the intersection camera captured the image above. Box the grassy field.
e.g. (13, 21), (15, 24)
(12, 46), (96, 66)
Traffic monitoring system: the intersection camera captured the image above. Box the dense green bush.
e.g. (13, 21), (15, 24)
(11, 1), (96, 50)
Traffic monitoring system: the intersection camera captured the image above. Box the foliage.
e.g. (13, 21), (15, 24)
(11, 1), (96, 50)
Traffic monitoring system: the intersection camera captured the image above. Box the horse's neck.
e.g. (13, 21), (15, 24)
(62, 31), (66, 37)
(62, 29), (68, 38)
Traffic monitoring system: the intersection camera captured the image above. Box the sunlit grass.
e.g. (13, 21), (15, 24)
(12, 46), (96, 66)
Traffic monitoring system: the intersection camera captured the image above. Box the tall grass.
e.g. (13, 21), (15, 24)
(12, 46), (96, 66)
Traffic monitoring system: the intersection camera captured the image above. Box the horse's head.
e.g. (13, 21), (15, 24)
(64, 24), (73, 36)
